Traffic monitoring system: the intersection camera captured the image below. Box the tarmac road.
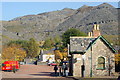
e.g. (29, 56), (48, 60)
(2, 64), (58, 78)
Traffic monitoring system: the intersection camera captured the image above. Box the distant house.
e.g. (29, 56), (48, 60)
(39, 48), (55, 62)
(42, 54), (55, 62)
(69, 24), (116, 77)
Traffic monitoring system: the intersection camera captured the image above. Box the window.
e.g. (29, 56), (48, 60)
(97, 57), (105, 70)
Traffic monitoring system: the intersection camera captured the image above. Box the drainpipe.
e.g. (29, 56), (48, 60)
(68, 43), (73, 76)
(108, 57), (110, 76)
(90, 42), (92, 77)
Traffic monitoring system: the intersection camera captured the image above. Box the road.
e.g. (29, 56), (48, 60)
(2, 64), (75, 80)
(2, 64), (55, 78)
(2, 64), (117, 80)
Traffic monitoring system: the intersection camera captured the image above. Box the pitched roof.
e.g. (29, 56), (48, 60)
(70, 36), (116, 53)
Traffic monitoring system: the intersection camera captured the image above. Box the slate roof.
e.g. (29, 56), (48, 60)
(70, 37), (96, 52)
(70, 36), (116, 53)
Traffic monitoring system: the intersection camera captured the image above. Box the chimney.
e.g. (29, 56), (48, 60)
(92, 24), (101, 37)
(88, 32), (93, 37)
(88, 32), (91, 37)
(94, 24), (97, 30)
(96, 24), (100, 30)
(90, 32), (93, 37)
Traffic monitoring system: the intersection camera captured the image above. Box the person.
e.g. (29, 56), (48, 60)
(58, 66), (62, 76)
(12, 65), (16, 73)
(117, 76), (120, 80)
(34, 60), (37, 65)
(81, 65), (85, 77)
(62, 63), (68, 76)
(59, 61), (63, 75)
(54, 65), (58, 75)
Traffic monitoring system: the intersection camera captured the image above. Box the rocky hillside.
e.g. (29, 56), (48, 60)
(55, 3), (118, 35)
(2, 3), (119, 43)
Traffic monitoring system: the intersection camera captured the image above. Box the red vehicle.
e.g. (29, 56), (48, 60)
(2, 61), (20, 71)
(50, 62), (57, 66)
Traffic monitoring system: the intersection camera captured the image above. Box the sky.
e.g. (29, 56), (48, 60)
(1, 2), (119, 21)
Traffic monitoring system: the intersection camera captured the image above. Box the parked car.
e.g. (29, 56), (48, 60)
(48, 62), (57, 66)
(47, 62), (51, 66)
(2, 61), (20, 72)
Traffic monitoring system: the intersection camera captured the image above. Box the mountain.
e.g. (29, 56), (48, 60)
(55, 3), (118, 35)
(1, 3), (119, 44)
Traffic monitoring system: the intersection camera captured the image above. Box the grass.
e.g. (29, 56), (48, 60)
(103, 35), (120, 46)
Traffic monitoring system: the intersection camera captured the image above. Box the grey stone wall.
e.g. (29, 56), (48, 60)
(73, 54), (82, 76)
(73, 39), (115, 77)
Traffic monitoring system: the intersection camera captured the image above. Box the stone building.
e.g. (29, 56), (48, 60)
(69, 24), (116, 77)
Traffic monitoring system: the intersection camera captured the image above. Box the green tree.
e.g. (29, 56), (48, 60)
(7, 40), (28, 51)
(27, 38), (40, 58)
(6, 39), (40, 58)
(54, 35), (62, 44)
(43, 38), (54, 49)
(53, 35), (62, 50)
(62, 28), (87, 47)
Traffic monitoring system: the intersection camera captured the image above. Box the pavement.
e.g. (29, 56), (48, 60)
(2, 64), (74, 80)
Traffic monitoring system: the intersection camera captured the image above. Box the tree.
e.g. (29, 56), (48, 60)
(27, 38), (40, 58)
(42, 35), (62, 49)
(62, 48), (68, 59)
(54, 35), (62, 44)
(62, 28), (87, 47)
(115, 53), (120, 64)
(2, 44), (26, 61)
(43, 38), (54, 49)
(115, 52), (120, 72)
(6, 39), (40, 58)
(54, 48), (68, 61)
(54, 50), (63, 60)
(7, 40), (28, 52)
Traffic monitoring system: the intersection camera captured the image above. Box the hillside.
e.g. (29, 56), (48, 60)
(2, 3), (119, 44)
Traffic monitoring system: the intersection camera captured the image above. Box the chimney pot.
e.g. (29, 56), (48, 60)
(88, 32), (91, 37)
(96, 24), (100, 30)
(92, 24), (101, 37)
(94, 24), (97, 30)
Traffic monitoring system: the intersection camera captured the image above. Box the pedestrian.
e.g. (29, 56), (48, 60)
(58, 66), (62, 76)
(81, 65), (85, 77)
(117, 76), (120, 80)
(59, 61), (63, 76)
(34, 60), (37, 65)
(54, 65), (58, 75)
(62, 63), (68, 76)
(12, 66), (16, 73)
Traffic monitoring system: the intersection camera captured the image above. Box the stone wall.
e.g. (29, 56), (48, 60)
(73, 38), (115, 77)
(73, 54), (82, 76)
